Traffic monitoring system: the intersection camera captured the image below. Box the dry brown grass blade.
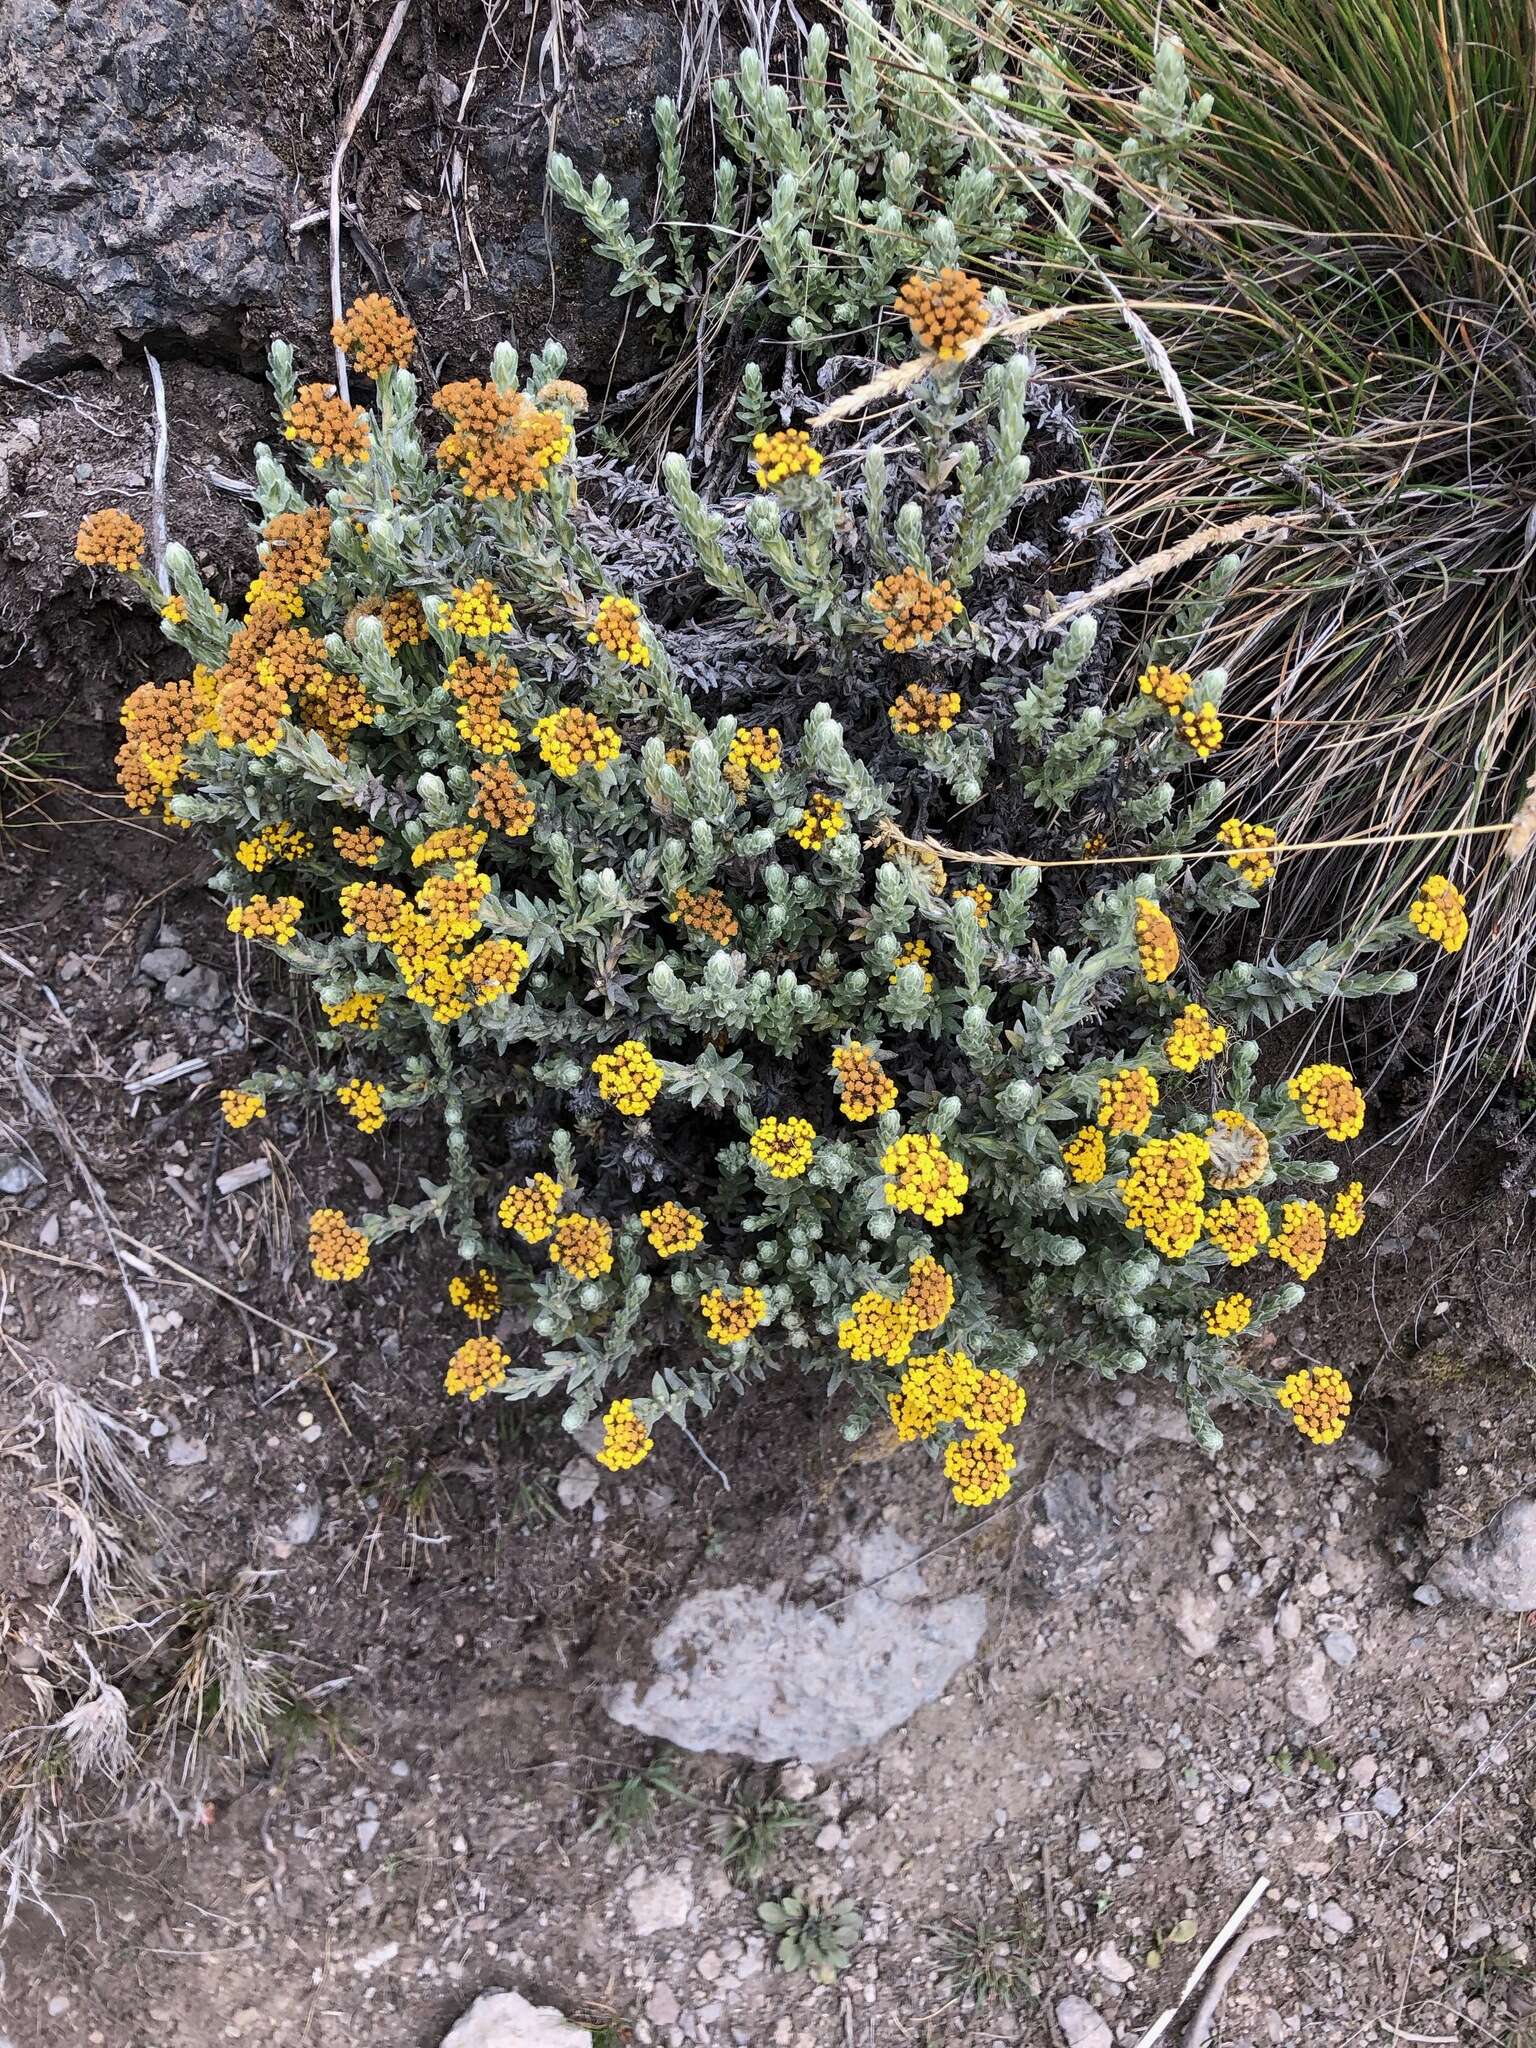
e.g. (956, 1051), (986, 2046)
(1505, 775), (1536, 863)
(868, 817), (1512, 873)
(1041, 511), (1315, 629)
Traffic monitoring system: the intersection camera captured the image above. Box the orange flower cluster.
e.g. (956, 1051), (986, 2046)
(750, 1115), (816, 1179)
(1218, 818), (1278, 891)
(499, 1173), (565, 1243)
(433, 378), (571, 500)
(332, 823), (384, 866)
(596, 1398), (653, 1470)
(952, 882), (992, 927)
(723, 724), (781, 793)
(549, 1212), (614, 1280)
(266, 623), (373, 750)
(116, 671), (216, 821)
(1203, 1195), (1270, 1266)
(904, 1255), (954, 1332)
(700, 1285), (767, 1345)
(1409, 873), (1469, 954)
(1276, 1365), (1351, 1445)
(838, 1289), (922, 1365)
(1176, 700), (1224, 760)
(331, 293), (417, 378)
(1134, 898), (1179, 982)
(944, 1430), (1016, 1507)
(1118, 1132), (1210, 1260)
(592, 1040), (664, 1116)
(339, 879), (409, 942)
(670, 885), (739, 946)
(283, 383), (371, 466)
(889, 682), (961, 736)
(867, 568), (963, 652)
(380, 590), (428, 651)
(1206, 1110), (1269, 1191)
(309, 1207), (369, 1281)
(412, 825), (487, 868)
(893, 268), (990, 359)
(1268, 1199), (1328, 1279)
(831, 1040), (898, 1122)
(1164, 1003), (1228, 1073)
(534, 706), (621, 778)
(445, 1334), (510, 1400)
(76, 507), (146, 573)
(259, 506), (331, 595)
(587, 595), (651, 667)
(219, 1088), (265, 1129)
(227, 894), (302, 946)
(448, 1268), (501, 1321)
(1287, 1063), (1365, 1141)
(640, 1201), (704, 1257)
(1137, 664), (1192, 710)
(1097, 1065), (1159, 1136)
(468, 760), (536, 836)
(788, 792), (845, 851)
(446, 653), (521, 756)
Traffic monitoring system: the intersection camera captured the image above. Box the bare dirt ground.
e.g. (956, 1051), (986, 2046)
(1, 769), (1535, 2048)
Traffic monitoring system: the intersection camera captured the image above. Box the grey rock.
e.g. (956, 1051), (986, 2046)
(164, 1434), (207, 1468)
(1412, 1582), (1444, 1607)
(163, 965), (224, 1011)
(556, 1455), (601, 1513)
(628, 1869), (692, 1935)
(1321, 1902), (1355, 1936)
(0, 1156), (45, 1196)
(1035, 1469), (1121, 1588)
(138, 946), (194, 983)
(644, 1986), (681, 2027)
(440, 1991), (593, 2048)
(1372, 1784), (1403, 1819)
(1285, 1653), (1332, 1730)
(1055, 1995), (1113, 2048)
(280, 1503), (321, 1546)
(607, 1532), (986, 1762)
(1173, 1589), (1223, 1660)
(1429, 1496), (1536, 1613)
(1322, 1630), (1357, 1669)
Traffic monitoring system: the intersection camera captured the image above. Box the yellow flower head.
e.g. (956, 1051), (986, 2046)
(461, 936), (529, 1005)
(723, 724), (782, 793)
(838, 1289), (922, 1366)
(259, 505), (332, 595)
(890, 937), (935, 992)
(1164, 1003), (1228, 1074)
(1287, 1063), (1365, 1142)
(498, 1172), (564, 1243)
(1268, 1199), (1328, 1280)
(548, 1211), (614, 1280)
(1117, 1132), (1210, 1259)
(788, 792), (846, 852)
(1276, 1365), (1351, 1445)
(235, 819), (313, 874)
(412, 825), (487, 869)
(380, 590), (429, 651)
(534, 706), (621, 778)
(219, 1088), (266, 1130)
(1218, 818), (1278, 891)
(882, 1131), (968, 1225)
(752, 428), (822, 489)
(336, 1077), (385, 1134)
(903, 1255), (954, 1333)
(750, 1115), (816, 1180)
(887, 1349), (979, 1441)
(1134, 898), (1179, 983)
(283, 383), (371, 466)
(331, 292), (417, 378)
(952, 882), (993, 928)
(448, 1268), (502, 1322)
(888, 683), (961, 737)
(323, 992), (384, 1031)
(1137, 664), (1192, 710)
(445, 653), (521, 757)
(1098, 1066), (1159, 1136)
(944, 1428), (1016, 1507)
(1176, 700), (1223, 759)
(339, 879), (409, 943)
(592, 1040), (664, 1116)
(332, 823), (385, 867)
(445, 1334), (509, 1401)
(444, 579), (514, 640)
(1062, 1125), (1107, 1185)
(1329, 1179), (1365, 1240)
(75, 507), (147, 573)
(1206, 1109), (1270, 1191)
(243, 575), (305, 621)
(1204, 1292), (1253, 1337)
(670, 886), (739, 947)
(587, 594), (651, 668)
(308, 1207), (369, 1282)
(596, 1398), (654, 1470)
(227, 894), (302, 946)
(894, 268), (990, 360)
(701, 1284), (767, 1346)
(867, 567), (963, 652)
(640, 1201), (704, 1258)
(469, 761), (536, 836)
(1409, 874), (1469, 954)
(433, 379), (571, 500)
(958, 1369), (1028, 1433)
(832, 1040), (898, 1122)
(1203, 1195), (1271, 1267)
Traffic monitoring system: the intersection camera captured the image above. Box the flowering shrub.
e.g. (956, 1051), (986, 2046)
(84, 266), (1468, 1501)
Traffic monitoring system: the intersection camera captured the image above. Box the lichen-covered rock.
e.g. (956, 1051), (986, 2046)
(441, 1991), (592, 2048)
(1430, 1495), (1536, 1612)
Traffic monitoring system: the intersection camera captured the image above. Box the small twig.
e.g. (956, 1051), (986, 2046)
(1133, 1877), (1272, 2048)
(115, 1230), (337, 1369)
(329, 0), (415, 399)
(1180, 1922), (1281, 2048)
(1040, 512), (1311, 632)
(675, 1417), (731, 1490)
(144, 351), (170, 593)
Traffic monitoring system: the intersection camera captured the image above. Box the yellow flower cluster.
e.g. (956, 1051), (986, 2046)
(887, 1349), (976, 1439)
(867, 568), (963, 652)
(1409, 874), (1469, 954)
(499, 1173), (565, 1242)
(549, 1212), (614, 1279)
(1268, 1199), (1328, 1279)
(336, 1077), (385, 1133)
(236, 819), (313, 873)
(1329, 1179), (1365, 1239)
(750, 1115), (816, 1179)
(596, 1398), (653, 1470)
(1276, 1365), (1351, 1445)
(445, 1334), (510, 1400)
(701, 1285), (767, 1345)
(1203, 1195), (1270, 1266)
(227, 893), (302, 946)
(444, 580), (513, 639)
(1164, 1003), (1228, 1073)
(904, 1255), (954, 1332)
(788, 792), (846, 851)
(1206, 1109), (1269, 1190)
(1176, 701), (1223, 759)
(309, 1207), (369, 1281)
(76, 507), (146, 573)
(115, 672), (216, 821)
(882, 1132), (968, 1224)
(893, 268), (990, 359)
(831, 1040), (898, 1122)
(331, 293), (417, 378)
(259, 506), (331, 595)
(888, 683), (961, 736)
(751, 428), (822, 488)
(943, 1429), (1016, 1505)
(534, 706), (621, 778)
(469, 760), (536, 835)
(1118, 1132), (1210, 1259)
(448, 1268), (501, 1321)
(1204, 1292), (1252, 1337)
(587, 594), (651, 667)
(593, 1040), (664, 1116)
(1137, 664), (1192, 710)
(433, 378), (571, 500)
(1098, 1066), (1159, 1136)
(1062, 1125), (1107, 1184)
(339, 879), (409, 941)
(838, 1290), (922, 1365)
(244, 575), (304, 621)
(1287, 1063), (1365, 1141)
(380, 590), (429, 651)
(446, 654), (521, 756)
(952, 882), (992, 927)
(283, 383), (371, 466)
(322, 992), (384, 1030)
(723, 724), (781, 793)
(1134, 898), (1180, 983)
(332, 823), (384, 866)
(1218, 818), (1278, 890)
(219, 1088), (265, 1129)
(413, 825), (486, 868)
(890, 937), (934, 991)
(640, 1201), (704, 1257)
(670, 886), (739, 946)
